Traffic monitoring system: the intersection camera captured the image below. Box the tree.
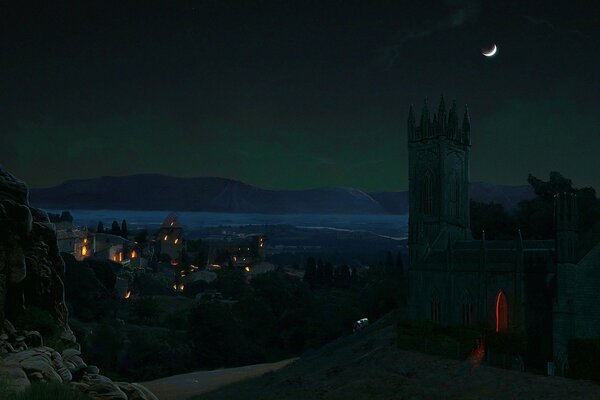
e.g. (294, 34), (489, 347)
(60, 211), (73, 222)
(322, 262), (334, 289)
(97, 221), (104, 233)
(214, 267), (247, 299)
(110, 221), (121, 235)
(385, 251), (394, 274)
(134, 229), (148, 243)
(303, 256), (317, 289)
(396, 252), (404, 275)
(516, 172), (600, 239)
(121, 219), (128, 238)
(131, 297), (161, 324)
(470, 201), (516, 239)
(350, 266), (358, 285)
(334, 265), (351, 288)
(316, 259), (325, 288)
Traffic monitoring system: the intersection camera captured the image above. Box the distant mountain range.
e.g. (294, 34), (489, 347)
(29, 174), (534, 214)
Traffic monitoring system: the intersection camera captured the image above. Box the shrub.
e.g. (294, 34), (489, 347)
(130, 297), (161, 324)
(14, 307), (60, 340)
(568, 338), (600, 381)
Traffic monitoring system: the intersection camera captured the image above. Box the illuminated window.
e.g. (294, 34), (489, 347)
(495, 291), (508, 332)
(164, 235), (168, 241)
(82, 246), (88, 256)
(131, 250), (137, 258)
(174, 238), (179, 244)
(119, 252), (123, 262)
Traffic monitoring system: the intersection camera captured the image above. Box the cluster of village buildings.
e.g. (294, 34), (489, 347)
(54, 214), (273, 294)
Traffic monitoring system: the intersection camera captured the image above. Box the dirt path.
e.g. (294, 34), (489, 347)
(140, 358), (298, 400)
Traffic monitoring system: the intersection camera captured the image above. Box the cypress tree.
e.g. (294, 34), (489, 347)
(111, 221), (121, 235)
(97, 221), (104, 233)
(121, 219), (128, 238)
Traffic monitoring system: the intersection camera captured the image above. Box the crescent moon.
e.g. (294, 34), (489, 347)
(482, 44), (497, 57)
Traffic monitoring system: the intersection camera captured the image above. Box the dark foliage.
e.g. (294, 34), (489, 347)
(62, 253), (118, 322)
(470, 201), (516, 239)
(47, 211), (73, 223)
(568, 338), (600, 381)
(134, 229), (148, 243)
(471, 171), (600, 241)
(396, 251), (404, 274)
(303, 256), (317, 289)
(110, 220), (121, 235)
(120, 219), (128, 238)
(214, 267), (247, 299)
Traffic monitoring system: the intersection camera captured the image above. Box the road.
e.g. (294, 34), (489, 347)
(141, 358), (298, 400)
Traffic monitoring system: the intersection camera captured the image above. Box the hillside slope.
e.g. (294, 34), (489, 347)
(30, 175), (385, 214)
(29, 174), (533, 214)
(195, 312), (600, 400)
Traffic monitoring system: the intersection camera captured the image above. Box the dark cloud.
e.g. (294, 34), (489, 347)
(520, 15), (591, 39)
(376, 0), (480, 69)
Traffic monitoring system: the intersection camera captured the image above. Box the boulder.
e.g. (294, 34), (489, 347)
(81, 373), (128, 400)
(0, 167), (160, 400)
(116, 382), (160, 400)
(0, 167), (28, 205)
(0, 361), (30, 393)
(24, 330), (43, 347)
(85, 365), (100, 374)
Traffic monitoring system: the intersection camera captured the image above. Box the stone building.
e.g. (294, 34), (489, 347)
(156, 213), (185, 264)
(406, 96), (600, 371)
(202, 233), (267, 269)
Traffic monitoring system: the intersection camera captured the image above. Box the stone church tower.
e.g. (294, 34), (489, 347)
(407, 96), (472, 264)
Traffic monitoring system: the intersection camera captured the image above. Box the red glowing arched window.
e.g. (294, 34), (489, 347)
(495, 291), (508, 332)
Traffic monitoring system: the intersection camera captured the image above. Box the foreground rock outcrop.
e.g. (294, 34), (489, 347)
(0, 167), (158, 400)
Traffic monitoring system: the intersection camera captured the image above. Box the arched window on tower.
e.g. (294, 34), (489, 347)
(449, 171), (460, 219)
(495, 291), (508, 332)
(422, 170), (434, 215)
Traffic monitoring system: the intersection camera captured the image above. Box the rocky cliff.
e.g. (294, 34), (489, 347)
(0, 167), (158, 400)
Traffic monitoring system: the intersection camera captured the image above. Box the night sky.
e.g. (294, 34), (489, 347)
(1, 1), (599, 191)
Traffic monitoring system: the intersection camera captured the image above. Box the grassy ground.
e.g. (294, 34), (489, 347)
(0, 382), (90, 400)
(192, 311), (600, 400)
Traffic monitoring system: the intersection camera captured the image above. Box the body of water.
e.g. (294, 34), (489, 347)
(46, 209), (409, 238)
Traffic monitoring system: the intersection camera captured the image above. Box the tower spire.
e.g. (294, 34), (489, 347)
(447, 100), (458, 140)
(407, 104), (416, 141)
(437, 95), (446, 136)
(420, 98), (431, 138)
(462, 105), (471, 145)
